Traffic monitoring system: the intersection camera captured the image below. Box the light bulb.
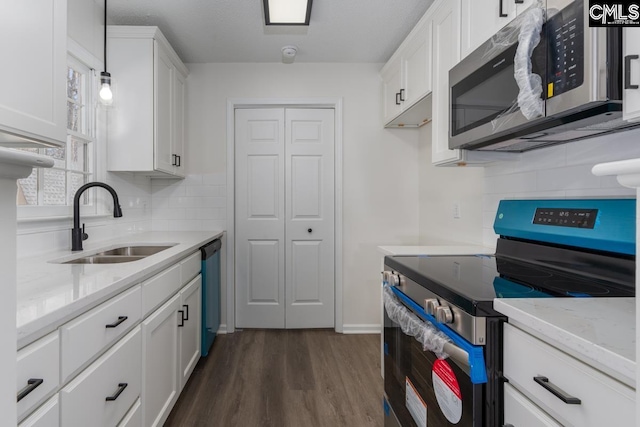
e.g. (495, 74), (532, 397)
(99, 83), (113, 102)
(99, 71), (113, 105)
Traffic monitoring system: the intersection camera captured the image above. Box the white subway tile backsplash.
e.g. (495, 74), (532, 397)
(536, 164), (600, 191)
(485, 171), (537, 194)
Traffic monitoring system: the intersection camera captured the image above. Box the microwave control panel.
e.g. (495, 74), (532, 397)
(547, 1), (584, 98)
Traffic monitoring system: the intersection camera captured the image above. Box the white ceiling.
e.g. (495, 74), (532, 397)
(107, 0), (435, 64)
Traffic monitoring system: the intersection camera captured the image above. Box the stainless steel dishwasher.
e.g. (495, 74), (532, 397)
(201, 239), (221, 356)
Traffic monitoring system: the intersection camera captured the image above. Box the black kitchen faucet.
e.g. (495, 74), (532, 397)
(71, 182), (122, 251)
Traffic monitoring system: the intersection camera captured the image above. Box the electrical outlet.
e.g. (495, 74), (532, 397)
(453, 202), (461, 219)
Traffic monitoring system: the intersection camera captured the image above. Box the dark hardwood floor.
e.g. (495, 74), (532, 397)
(165, 329), (383, 427)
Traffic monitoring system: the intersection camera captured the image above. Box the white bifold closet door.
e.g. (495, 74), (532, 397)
(235, 108), (335, 329)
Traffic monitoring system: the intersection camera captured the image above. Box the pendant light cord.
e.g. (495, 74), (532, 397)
(103, 0), (107, 72)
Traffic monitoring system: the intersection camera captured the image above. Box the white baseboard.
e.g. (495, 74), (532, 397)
(217, 324), (228, 335)
(341, 324), (381, 334)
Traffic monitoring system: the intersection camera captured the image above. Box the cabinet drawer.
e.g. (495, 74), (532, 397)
(61, 286), (142, 382)
(142, 264), (181, 316)
(17, 331), (59, 421)
(504, 383), (561, 427)
(503, 323), (634, 426)
(61, 326), (142, 427)
(18, 394), (59, 427)
(180, 251), (201, 285)
(118, 397), (142, 427)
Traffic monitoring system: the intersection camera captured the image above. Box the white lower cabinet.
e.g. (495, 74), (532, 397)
(60, 326), (142, 427)
(142, 274), (203, 426)
(503, 323), (635, 426)
(179, 276), (202, 391)
(17, 331), (60, 421)
(118, 398), (142, 427)
(142, 294), (181, 427)
(504, 383), (561, 427)
(18, 395), (59, 427)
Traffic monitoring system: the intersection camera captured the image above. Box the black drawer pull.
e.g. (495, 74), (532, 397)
(534, 376), (581, 404)
(395, 92), (401, 105)
(514, 0), (523, 3)
(105, 383), (128, 401)
(176, 155), (181, 167)
(183, 304), (189, 321)
(172, 154), (178, 166)
(625, 55), (639, 89)
(178, 310), (185, 327)
(105, 316), (128, 328)
(399, 88), (405, 102)
(17, 378), (43, 402)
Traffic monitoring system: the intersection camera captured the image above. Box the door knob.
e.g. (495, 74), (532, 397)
(308, 228), (312, 233)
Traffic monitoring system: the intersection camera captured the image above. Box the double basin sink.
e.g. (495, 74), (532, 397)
(62, 245), (174, 264)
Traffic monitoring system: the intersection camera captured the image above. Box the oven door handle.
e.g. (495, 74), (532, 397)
(443, 342), (471, 369)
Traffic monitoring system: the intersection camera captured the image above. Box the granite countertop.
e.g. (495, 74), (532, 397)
(378, 245), (494, 256)
(17, 230), (224, 348)
(494, 298), (635, 389)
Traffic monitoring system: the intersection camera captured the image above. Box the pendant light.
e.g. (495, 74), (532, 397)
(99, 0), (113, 105)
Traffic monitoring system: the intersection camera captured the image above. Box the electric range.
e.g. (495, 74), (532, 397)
(382, 198), (635, 427)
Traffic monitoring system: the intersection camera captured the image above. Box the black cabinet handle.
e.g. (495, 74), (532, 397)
(182, 304), (189, 321)
(395, 93), (401, 105)
(533, 376), (581, 404)
(178, 310), (185, 327)
(499, 0), (508, 17)
(503, 424), (515, 427)
(514, 0), (523, 3)
(399, 89), (405, 102)
(308, 228), (312, 233)
(105, 383), (128, 401)
(625, 55), (639, 89)
(176, 155), (181, 167)
(105, 316), (128, 329)
(17, 378), (43, 402)
(172, 154), (177, 166)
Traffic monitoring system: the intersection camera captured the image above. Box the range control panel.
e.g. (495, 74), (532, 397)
(533, 208), (598, 228)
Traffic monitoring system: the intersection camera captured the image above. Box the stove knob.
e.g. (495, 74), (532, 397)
(424, 298), (441, 316)
(435, 306), (454, 324)
(388, 273), (401, 287)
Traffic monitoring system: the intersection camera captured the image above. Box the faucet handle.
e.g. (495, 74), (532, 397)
(82, 223), (88, 241)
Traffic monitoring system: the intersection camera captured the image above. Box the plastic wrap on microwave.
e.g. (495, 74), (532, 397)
(488, 0), (545, 133)
(383, 285), (451, 359)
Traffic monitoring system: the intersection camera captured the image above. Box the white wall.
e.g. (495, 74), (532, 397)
(482, 129), (640, 248)
(418, 125), (485, 245)
(173, 62), (421, 329)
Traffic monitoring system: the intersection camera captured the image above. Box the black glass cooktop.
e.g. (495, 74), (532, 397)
(384, 251), (635, 316)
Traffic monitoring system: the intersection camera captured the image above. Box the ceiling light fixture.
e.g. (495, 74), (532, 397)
(263, 0), (313, 25)
(99, 0), (113, 105)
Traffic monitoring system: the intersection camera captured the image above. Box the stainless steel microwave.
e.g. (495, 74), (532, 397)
(449, 0), (639, 152)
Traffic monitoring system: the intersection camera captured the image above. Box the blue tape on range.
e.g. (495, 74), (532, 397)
(383, 398), (390, 416)
(389, 286), (488, 385)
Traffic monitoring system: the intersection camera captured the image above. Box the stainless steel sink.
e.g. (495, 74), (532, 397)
(95, 245), (173, 257)
(63, 255), (146, 264)
(61, 245), (173, 264)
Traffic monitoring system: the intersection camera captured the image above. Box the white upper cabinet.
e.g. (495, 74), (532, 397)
(623, 28), (640, 122)
(381, 19), (432, 127)
(431, 0), (463, 165)
(0, 0), (67, 147)
(460, 0), (536, 60)
(107, 26), (188, 178)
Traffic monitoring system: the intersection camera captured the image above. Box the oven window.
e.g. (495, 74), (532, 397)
(451, 44), (520, 137)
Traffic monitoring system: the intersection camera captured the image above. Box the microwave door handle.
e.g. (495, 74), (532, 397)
(625, 55), (639, 89)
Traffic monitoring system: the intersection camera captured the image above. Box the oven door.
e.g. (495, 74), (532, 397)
(383, 288), (484, 427)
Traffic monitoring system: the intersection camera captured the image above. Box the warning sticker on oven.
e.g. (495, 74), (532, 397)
(405, 377), (427, 427)
(432, 359), (462, 424)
